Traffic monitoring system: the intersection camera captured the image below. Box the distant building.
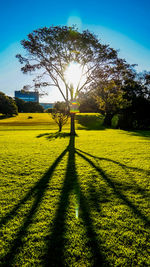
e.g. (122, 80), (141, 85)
(15, 91), (39, 103)
(40, 103), (54, 110)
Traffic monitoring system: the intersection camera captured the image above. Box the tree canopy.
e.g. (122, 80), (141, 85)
(16, 26), (122, 104)
(0, 92), (18, 116)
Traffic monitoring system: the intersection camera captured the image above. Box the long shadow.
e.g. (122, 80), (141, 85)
(0, 137), (106, 266)
(0, 115), (14, 120)
(126, 130), (150, 139)
(77, 148), (150, 175)
(36, 132), (71, 140)
(45, 136), (105, 266)
(76, 150), (150, 227)
(76, 149), (150, 200)
(0, 148), (68, 266)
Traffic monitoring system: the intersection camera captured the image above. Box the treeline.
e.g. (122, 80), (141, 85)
(15, 97), (44, 113)
(0, 92), (44, 116)
(1, 68), (150, 130)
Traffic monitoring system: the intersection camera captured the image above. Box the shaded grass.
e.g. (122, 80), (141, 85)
(0, 113), (105, 131)
(0, 126), (150, 266)
(76, 113), (105, 130)
(126, 130), (150, 139)
(36, 132), (71, 140)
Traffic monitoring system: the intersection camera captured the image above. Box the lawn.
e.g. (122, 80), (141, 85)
(0, 114), (150, 266)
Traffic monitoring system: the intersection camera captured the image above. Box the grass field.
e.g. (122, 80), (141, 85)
(0, 114), (150, 266)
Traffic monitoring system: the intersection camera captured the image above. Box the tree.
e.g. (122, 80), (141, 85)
(23, 102), (44, 113)
(0, 92), (18, 116)
(89, 57), (136, 126)
(78, 91), (99, 113)
(53, 101), (68, 113)
(16, 25), (122, 135)
(51, 101), (69, 132)
(119, 72), (150, 129)
(15, 97), (26, 112)
(95, 80), (130, 126)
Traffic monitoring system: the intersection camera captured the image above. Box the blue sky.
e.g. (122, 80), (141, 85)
(0, 0), (150, 102)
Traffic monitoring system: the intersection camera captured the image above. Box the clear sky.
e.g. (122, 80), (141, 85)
(0, 0), (150, 102)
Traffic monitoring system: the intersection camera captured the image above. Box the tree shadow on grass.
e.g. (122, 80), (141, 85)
(0, 148), (68, 266)
(36, 131), (71, 140)
(0, 115), (14, 120)
(76, 149), (150, 200)
(44, 136), (105, 266)
(125, 130), (150, 139)
(0, 135), (149, 266)
(77, 125), (106, 131)
(76, 149), (150, 227)
(0, 136), (106, 266)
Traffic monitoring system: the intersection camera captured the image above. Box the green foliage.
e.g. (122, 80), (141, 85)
(0, 92), (18, 116)
(111, 114), (119, 128)
(15, 98), (44, 113)
(78, 91), (99, 113)
(96, 81), (130, 116)
(0, 125), (149, 266)
(15, 97), (26, 112)
(24, 102), (44, 113)
(76, 113), (104, 130)
(53, 101), (68, 113)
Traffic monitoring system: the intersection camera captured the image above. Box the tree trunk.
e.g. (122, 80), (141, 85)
(70, 113), (76, 135)
(59, 124), (62, 132)
(104, 113), (113, 127)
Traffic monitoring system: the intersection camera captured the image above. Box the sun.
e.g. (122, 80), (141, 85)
(64, 62), (83, 89)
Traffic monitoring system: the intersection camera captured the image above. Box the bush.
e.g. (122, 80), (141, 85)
(111, 115), (119, 128)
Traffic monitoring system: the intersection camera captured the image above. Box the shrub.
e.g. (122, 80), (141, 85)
(111, 114), (119, 128)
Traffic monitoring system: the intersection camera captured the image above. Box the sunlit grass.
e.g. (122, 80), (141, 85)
(0, 117), (149, 266)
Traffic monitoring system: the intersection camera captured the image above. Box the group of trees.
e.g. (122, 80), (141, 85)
(0, 92), (44, 116)
(15, 98), (44, 113)
(78, 71), (150, 129)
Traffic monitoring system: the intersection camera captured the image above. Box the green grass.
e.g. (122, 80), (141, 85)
(0, 114), (150, 266)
